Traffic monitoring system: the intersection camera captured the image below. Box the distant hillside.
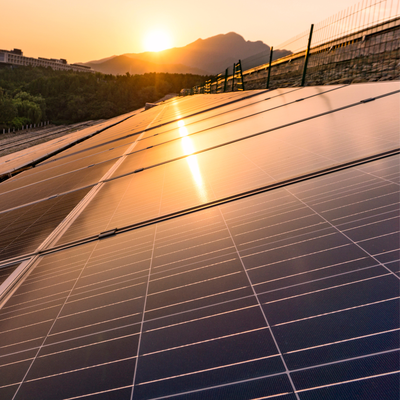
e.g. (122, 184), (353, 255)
(85, 32), (291, 76)
(85, 55), (209, 76)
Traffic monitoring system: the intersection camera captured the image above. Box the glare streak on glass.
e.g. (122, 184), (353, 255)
(179, 120), (209, 203)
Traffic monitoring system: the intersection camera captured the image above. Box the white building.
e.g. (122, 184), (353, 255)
(0, 49), (93, 73)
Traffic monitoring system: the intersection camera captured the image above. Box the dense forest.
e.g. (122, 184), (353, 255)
(0, 66), (209, 128)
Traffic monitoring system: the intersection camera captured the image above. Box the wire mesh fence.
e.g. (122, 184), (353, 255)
(190, 0), (400, 94)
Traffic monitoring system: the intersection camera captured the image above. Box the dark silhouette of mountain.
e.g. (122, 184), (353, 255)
(87, 55), (117, 64)
(85, 32), (291, 76)
(85, 55), (208, 75)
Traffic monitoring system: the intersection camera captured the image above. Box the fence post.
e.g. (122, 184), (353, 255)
(238, 60), (245, 91)
(232, 63), (235, 91)
(223, 68), (228, 92)
(266, 46), (274, 89)
(301, 24), (314, 86)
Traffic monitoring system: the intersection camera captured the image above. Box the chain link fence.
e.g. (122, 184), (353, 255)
(191, 0), (400, 93)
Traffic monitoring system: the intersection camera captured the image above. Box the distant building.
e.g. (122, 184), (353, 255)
(0, 49), (94, 73)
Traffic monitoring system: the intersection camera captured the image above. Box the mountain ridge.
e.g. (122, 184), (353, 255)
(84, 32), (290, 76)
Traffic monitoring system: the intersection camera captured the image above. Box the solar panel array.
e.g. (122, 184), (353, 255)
(0, 112), (141, 179)
(0, 82), (399, 400)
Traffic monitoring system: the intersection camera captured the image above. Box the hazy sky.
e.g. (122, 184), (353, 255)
(2, 0), (365, 63)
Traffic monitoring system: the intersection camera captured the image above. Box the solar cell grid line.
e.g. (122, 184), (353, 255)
(215, 207), (301, 400)
(137, 156), (396, 396)
(10, 211), (276, 398)
(286, 161), (400, 279)
(130, 209), (160, 400)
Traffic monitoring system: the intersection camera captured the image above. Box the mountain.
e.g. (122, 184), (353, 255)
(85, 55), (209, 76)
(84, 32), (291, 76)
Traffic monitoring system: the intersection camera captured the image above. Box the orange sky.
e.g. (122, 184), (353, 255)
(0, 0), (387, 63)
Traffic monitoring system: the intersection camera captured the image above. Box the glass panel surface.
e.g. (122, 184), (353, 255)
(0, 263), (19, 286)
(54, 93), (400, 245)
(112, 90), (400, 178)
(0, 187), (91, 262)
(0, 145), (132, 195)
(0, 159), (115, 212)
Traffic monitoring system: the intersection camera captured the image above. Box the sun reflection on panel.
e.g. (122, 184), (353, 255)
(178, 120), (209, 203)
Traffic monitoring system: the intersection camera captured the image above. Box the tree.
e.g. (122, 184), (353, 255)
(0, 97), (17, 127)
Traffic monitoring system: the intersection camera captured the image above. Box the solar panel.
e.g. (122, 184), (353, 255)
(0, 145), (134, 195)
(0, 187), (92, 262)
(0, 82), (398, 400)
(53, 91), (399, 246)
(0, 263), (20, 286)
(0, 112), (141, 179)
(0, 159), (118, 212)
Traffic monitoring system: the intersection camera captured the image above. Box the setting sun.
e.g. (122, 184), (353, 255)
(143, 30), (172, 52)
